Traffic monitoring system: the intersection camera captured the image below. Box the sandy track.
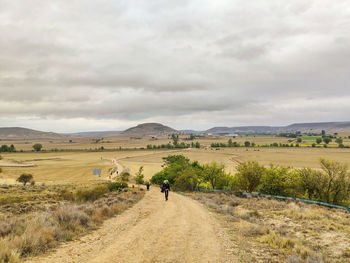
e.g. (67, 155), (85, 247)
(26, 188), (229, 263)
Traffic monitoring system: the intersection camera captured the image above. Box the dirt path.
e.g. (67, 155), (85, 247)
(26, 188), (231, 263)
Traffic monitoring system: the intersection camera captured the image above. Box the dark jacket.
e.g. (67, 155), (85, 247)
(162, 182), (170, 191)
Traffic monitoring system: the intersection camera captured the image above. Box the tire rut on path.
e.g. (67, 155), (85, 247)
(26, 188), (230, 263)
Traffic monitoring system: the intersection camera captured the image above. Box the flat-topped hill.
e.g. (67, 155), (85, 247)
(121, 123), (178, 137)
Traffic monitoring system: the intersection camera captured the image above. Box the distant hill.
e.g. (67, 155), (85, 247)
(204, 121), (350, 135)
(121, 123), (178, 137)
(282, 122), (350, 133)
(205, 126), (279, 134)
(70, 131), (121, 137)
(0, 127), (64, 140)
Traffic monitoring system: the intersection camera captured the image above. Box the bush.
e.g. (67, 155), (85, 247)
(258, 166), (295, 196)
(108, 182), (128, 192)
(173, 168), (199, 191)
(120, 171), (130, 182)
(235, 161), (265, 192)
(74, 185), (109, 202)
(0, 168), (2, 173)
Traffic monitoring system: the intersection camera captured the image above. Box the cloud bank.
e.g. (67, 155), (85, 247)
(0, 0), (349, 132)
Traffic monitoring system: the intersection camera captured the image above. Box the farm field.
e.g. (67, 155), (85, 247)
(2, 145), (350, 184)
(3, 135), (350, 152)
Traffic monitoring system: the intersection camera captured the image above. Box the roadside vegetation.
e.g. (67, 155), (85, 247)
(151, 155), (350, 206)
(0, 181), (143, 262)
(187, 192), (350, 263)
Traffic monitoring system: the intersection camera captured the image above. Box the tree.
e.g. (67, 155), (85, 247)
(32, 143), (43, 152)
(195, 142), (200, 148)
(316, 138), (322, 144)
(323, 137), (332, 144)
(135, 166), (144, 185)
(202, 162), (226, 189)
(228, 139), (233, 147)
(244, 141), (251, 147)
(335, 138), (343, 145)
(297, 138), (302, 143)
(17, 173), (33, 186)
(173, 167), (199, 191)
(171, 134), (179, 146)
(318, 158), (350, 204)
(321, 130), (326, 136)
(235, 161), (265, 192)
(258, 166), (294, 196)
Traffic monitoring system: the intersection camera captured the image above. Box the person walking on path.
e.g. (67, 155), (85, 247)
(146, 182), (150, 191)
(162, 180), (170, 201)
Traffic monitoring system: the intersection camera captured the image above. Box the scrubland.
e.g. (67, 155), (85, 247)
(188, 192), (350, 263)
(0, 183), (144, 262)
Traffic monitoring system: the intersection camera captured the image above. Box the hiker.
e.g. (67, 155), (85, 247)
(162, 180), (170, 201)
(146, 182), (150, 191)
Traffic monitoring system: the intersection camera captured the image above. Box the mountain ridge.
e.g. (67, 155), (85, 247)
(1, 121), (350, 139)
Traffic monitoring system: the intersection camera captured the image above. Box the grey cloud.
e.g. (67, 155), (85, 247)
(0, 0), (350, 131)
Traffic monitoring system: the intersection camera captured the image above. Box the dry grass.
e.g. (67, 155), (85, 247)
(0, 184), (144, 262)
(187, 192), (350, 263)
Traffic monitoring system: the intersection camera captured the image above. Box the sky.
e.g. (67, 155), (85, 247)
(0, 0), (350, 132)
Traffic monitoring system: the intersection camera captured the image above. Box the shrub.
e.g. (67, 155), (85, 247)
(258, 231), (295, 249)
(173, 168), (199, 191)
(0, 240), (21, 263)
(55, 205), (90, 228)
(108, 182), (128, 192)
(75, 185), (109, 202)
(258, 166), (295, 196)
(120, 171), (130, 182)
(235, 161), (265, 192)
(0, 168), (2, 173)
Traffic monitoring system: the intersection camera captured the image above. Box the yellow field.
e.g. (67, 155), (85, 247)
(2, 145), (350, 184)
(2, 134), (350, 152)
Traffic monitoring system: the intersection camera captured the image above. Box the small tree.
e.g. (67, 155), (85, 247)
(323, 137), (332, 144)
(0, 154), (2, 160)
(244, 141), (251, 147)
(17, 173), (33, 186)
(297, 138), (302, 143)
(171, 134), (179, 147)
(335, 138), (343, 145)
(32, 143), (43, 152)
(235, 161), (265, 192)
(318, 158), (350, 204)
(316, 138), (322, 144)
(202, 162), (226, 189)
(135, 166), (144, 185)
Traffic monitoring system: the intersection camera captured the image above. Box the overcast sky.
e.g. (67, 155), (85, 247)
(1, 0), (350, 132)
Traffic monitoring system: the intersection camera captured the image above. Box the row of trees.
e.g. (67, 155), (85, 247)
(151, 155), (350, 206)
(211, 138), (348, 149)
(147, 141), (200, 149)
(0, 144), (16, 152)
(0, 144), (43, 152)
